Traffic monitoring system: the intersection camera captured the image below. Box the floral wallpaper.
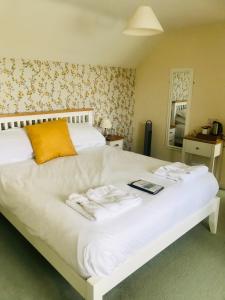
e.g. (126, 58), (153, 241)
(0, 58), (135, 149)
(170, 69), (193, 101)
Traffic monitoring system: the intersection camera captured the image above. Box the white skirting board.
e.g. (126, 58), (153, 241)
(0, 196), (220, 300)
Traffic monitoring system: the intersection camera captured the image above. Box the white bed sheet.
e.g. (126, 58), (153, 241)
(0, 146), (218, 278)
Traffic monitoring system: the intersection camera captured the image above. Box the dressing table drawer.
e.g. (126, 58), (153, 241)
(183, 140), (213, 157)
(182, 137), (223, 176)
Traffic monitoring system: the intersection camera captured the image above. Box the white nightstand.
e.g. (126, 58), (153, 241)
(106, 135), (124, 150)
(182, 136), (223, 175)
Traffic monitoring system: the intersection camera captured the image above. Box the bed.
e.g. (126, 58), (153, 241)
(0, 109), (220, 300)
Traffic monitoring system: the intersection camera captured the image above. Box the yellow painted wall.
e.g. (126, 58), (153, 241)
(133, 22), (225, 187)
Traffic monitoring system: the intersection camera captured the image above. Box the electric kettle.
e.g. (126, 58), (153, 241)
(211, 121), (223, 136)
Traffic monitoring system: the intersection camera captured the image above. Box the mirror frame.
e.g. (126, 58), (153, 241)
(166, 68), (193, 150)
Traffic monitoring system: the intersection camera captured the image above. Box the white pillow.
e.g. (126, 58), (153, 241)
(0, 124), (105, 165)
(0, 128), (33, 165)
(68, 124), (106, 151)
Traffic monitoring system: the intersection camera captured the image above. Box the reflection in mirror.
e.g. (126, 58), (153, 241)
(169, 100), (187, 147)
(167, 69), (193, 149)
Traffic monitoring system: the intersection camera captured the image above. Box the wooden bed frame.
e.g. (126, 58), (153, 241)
(0, 109), (220, 300)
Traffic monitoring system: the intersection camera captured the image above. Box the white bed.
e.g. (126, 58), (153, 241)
(0, 109), (220, 300)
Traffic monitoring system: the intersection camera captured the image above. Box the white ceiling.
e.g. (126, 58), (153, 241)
(0, 0), (224, 67)
(63, 0), (225, 28)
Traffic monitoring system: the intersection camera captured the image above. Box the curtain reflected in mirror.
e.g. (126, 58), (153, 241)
(167, 69), (193, 149)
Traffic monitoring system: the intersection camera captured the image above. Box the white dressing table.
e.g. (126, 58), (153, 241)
(182, 136), (223, 175)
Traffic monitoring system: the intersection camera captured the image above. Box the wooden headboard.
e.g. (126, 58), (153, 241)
(0, 108), (93, 130)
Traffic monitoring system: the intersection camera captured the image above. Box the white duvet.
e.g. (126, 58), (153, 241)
(0, 146), (219, 278)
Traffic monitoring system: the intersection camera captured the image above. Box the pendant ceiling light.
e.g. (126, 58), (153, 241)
(123, 5), (163, 36)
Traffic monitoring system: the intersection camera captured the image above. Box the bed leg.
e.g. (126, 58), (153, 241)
(86, 280), (103, 300)
(209, 197), (220, 234)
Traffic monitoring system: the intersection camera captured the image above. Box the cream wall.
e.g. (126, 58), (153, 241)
(0, 0), (150, 68)
(133, 22), (225, 187)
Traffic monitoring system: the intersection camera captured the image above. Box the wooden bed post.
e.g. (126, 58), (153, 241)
(86, 279), (103, 300)
(209, 196), (220, 234)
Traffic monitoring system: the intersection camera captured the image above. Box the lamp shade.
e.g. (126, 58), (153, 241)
(123, 5), (163, 36)
(101, 118), (112, 129)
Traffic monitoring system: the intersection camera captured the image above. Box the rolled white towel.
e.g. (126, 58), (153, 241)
(86, 185), (142, 212)
(153, 162), (208, 182)
(66, 185), (142, 221)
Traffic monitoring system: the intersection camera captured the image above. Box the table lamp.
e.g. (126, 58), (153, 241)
(101, 118), (112, 137)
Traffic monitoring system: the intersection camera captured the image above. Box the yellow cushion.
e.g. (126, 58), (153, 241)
(25, 119), (77, 164)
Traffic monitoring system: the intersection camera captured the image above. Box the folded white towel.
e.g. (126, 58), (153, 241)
(66, 194), (107, 221)
(66, 185), (142, 221)
(153, 162), (208, 182)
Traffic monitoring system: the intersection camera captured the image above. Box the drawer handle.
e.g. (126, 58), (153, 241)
(195, 147), (199, 150)
(114, 144), (120, 147)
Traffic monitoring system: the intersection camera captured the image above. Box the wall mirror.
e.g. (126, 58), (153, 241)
(167, 68), (193, 149)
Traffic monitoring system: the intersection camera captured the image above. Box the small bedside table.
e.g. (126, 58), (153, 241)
(106, 135), (124, 150)
(182, 136), (223, 176)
